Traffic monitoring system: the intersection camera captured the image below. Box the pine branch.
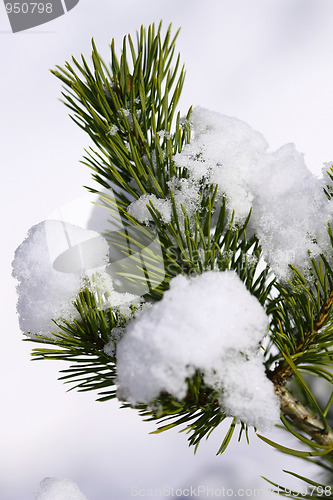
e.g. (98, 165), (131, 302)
(269, 283), (333, 387)
(17, 21), (333, 478)
(28, 286), (133, 401)
(263, 250), (333, 459)
(51, 22), (191, 205)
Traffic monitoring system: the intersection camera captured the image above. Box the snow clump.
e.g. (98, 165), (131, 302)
(175, 107), (333, 279)
(34, 477), (88, 500)
(12, 220), (135, 338)
(116, 270), (280, 431)
(127, 193), (172, 224)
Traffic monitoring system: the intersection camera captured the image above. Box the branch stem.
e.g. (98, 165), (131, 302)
(275, 384), (333, 459)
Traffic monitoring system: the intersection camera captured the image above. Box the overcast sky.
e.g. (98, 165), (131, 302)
(2, 1), (333, 498)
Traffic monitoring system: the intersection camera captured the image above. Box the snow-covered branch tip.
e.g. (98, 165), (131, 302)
(10, 23), (333, 490)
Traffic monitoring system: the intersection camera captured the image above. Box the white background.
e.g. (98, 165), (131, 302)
(2, 1), (333, 498)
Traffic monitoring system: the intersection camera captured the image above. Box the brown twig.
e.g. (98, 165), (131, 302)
(274, 384), (333, 459)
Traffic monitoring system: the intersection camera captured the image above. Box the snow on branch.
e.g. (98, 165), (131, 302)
(116, 270), (280, 431)
(129, 107), (333, 279)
